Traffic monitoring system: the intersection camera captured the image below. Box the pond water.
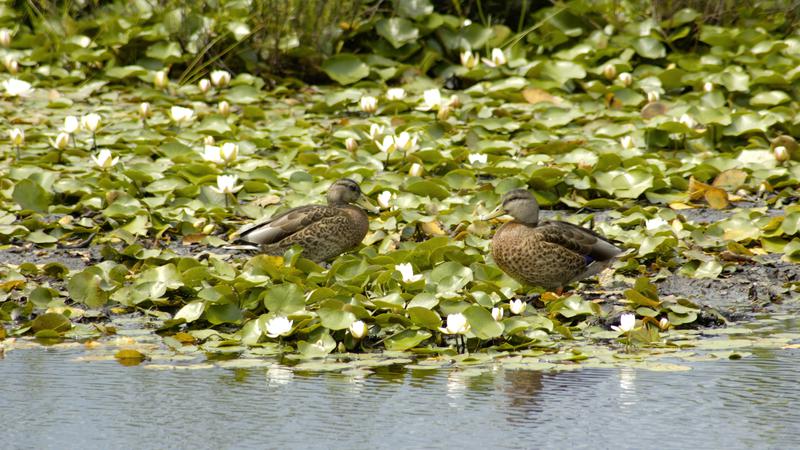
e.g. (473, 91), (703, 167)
(2, 345), (799, 450)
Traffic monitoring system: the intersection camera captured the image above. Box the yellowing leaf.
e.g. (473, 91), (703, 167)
(182, 233), (207, 244)
(522, 88), (560, 104)
(687, 176), (709, 201)
(624, 289), (662, 308)
(420, 220), (446, 236)
(712, 169), (748, 190)
(704, 188), (729, 209)
(115, 349), (146, 361)
(173, 332), (196, 344)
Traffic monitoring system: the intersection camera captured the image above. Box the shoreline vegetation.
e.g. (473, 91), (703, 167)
(1, 0), (799, 368)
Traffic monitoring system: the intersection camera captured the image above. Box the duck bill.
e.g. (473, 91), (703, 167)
(356, 194), (380, 213)
(481, 204), (506, 221)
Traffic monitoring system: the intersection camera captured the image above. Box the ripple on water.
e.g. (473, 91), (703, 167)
(2, 348), (800, 450)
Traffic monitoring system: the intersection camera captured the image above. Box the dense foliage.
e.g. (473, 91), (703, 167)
(1, 0), (799, 367)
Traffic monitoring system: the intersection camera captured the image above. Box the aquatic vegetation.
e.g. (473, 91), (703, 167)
(0, 1), (799, 372)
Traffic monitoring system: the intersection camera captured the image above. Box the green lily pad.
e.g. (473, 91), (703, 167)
(12, 179), (51, 213)
(322, 54), (370, 85)
(376, 18), (419, 49)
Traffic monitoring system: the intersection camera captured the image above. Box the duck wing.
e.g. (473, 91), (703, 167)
(535, 220), (622, 261)
(235, 205), (344, 245)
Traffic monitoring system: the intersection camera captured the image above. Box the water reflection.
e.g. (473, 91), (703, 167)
(618, 367), (637, 408)
(2, 348), (800, 449)
(503, 369), (544, 423)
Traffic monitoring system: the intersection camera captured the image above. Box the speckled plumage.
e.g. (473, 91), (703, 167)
(235, 179), (371, 262)
(488, 189), (622, 290)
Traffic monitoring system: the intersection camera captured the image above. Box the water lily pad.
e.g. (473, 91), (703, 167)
(31, 313), (72, 333)
(384, 329), (431, 351)
(12, 179), (51, 212)
(321, 54), (369, 85)
(375, 18), (419, 49)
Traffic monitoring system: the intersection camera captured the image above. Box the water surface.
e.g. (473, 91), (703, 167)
(2, 346), (799, 450)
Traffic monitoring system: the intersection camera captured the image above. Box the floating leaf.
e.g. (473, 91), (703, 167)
(174, 301), (205, 323)
(375, 18), (419, 49)
(321, 54), (369, 85)
(67, 270), (108, 308)
(12, 179), (51, 212)
(31, 313), (71, 333)
(384, 329), (431, 351)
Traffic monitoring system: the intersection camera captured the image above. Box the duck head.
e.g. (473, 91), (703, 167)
(483, 189), (539, 225)
(327, 178), (379, 212)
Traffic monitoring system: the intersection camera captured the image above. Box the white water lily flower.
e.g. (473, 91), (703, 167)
(645, 217), (668, 231)
(81, 113), (101, 132)
(3, 78), (32, 97)
(198, 78), (211, 93)
(91, 149), (119, 170)
(491, 307), (503, 322)
(139, 102), (151, 119)
(409, 163), (423, 177)
(448, 94), (461, 108)
(218, 100), (231, 116)
(646, 91), (660, 103)
(367, 123), (385, 141)
(703, 82), (714, 93)
(211, 174), (243, 194)
(4, 58), (18, 74)
(460, 49), (479, 69)
(51, 132), (70, 150)
(483, 48), (507, 67)
(349, 320), (367, 339)
(265, 316), (293, 338)
(345, 137), (358, 152)
(210, 70), (231, 88)
(602, 64), (617, 80)
(153, 70), (168, 89)
(202, 145), (225, 164)
(509, 299), (527, 315)
(395, 262), (423, 283)
(220, 142), (238, 163)
(63, 116), (79, 134)
(375, 135), (395, 154)
(0, 29), (11, 47)
(394, 131), (418, 152)
(618, 72), (633, 86)
(386, 87), (406, 101)
(611, 313), (636, 332)
(440, 313), (470, 335)
(774, 145), (790, 162)
(359, 95), (378, 113)
(204, 135), (215, 146)
(170, 106), (195, 124)
(468, 153), (487, 165)
(377, 190), (394, 209)
(679, 113), (695, 128)
(418, 88), (442, 111)
(658, 317), (670, 330)
(620, 136), (635, 149)
(8, 128), (24, 146)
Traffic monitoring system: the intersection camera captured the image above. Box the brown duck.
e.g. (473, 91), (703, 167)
(235, 178), (376, 262)
(485, 189), (623, 291)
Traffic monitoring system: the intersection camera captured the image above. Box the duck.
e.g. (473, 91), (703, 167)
(484, 189), (623, 291)
(234, 178), (376, 262)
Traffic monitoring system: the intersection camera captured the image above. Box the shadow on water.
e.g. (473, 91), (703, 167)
(2, 347), (800, 450)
